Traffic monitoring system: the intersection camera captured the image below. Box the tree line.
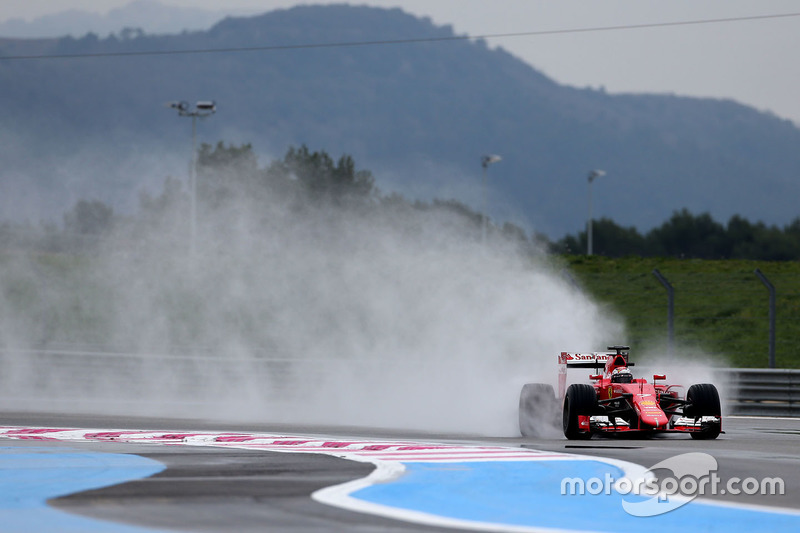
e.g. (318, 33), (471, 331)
(554, 210), (800, 260)
(2, 142), (799, 261)
(0, 143), (538, 255)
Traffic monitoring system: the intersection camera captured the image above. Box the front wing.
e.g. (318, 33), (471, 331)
(580, 415), (722, 435)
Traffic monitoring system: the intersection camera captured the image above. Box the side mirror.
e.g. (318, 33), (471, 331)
(590, 374), (603, 380)
(653, 374), (666, 381)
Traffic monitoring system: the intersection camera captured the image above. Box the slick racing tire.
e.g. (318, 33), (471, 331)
(519, 383), (558, 437)
(563, 383), (597, 440)
(685, 383), (722, 440)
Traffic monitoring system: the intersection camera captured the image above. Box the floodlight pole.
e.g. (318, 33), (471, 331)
(481, 155), (501, 246)
(189, 113), (197, 256)
(587, 169), (605, 255)
(169, 100), (216, 258)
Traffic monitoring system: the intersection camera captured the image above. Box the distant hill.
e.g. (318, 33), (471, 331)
(0, 0), (250, 38)
(1, 4), (799, 238)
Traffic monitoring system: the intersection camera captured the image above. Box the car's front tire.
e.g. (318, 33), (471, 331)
(563, 384), (597, 440)
(685, 383), (722, 440)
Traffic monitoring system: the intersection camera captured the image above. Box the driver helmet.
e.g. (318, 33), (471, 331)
(611, 367), (633, 384)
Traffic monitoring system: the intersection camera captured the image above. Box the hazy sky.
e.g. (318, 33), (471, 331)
(4, 1), (800, 124)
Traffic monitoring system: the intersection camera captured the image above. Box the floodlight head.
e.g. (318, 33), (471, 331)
(482, 154), (502, 168)
(196, 100), (216, 112)
(588, 169), (606, 183)
(170, 100), (190, 112)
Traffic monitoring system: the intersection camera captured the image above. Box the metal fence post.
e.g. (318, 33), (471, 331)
(754, 268), (776, 369)
(652, 269), (674, 357)
(560, 269), (580, 290)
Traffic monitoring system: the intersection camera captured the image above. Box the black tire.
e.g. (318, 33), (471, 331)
(519, 383), (558, 437)
(685, 383), (722, 440)
(563, 384), (597, 440)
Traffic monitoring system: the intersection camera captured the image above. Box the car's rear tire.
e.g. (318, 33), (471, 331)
(519, 383), (558, 437)
(685, 383), (722, 440)
(563, 384), (597, 440)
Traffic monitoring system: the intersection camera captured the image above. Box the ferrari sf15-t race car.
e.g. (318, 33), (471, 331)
(519, 346), (722, 440)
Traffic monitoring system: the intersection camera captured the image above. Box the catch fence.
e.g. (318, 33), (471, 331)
(571, 268), (800, 369)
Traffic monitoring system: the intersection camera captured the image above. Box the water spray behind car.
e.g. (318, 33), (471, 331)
(0, 147), (730, 437)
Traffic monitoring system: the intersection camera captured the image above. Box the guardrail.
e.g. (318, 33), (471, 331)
(721, 368), (800, 417)
(0, 347), (326, 417)
(1, 348), (798, 417)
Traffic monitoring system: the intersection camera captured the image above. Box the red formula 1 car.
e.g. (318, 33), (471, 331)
(519, 345), (722, 440)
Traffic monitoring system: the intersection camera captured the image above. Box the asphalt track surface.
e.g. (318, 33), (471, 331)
(2, 411), (799, 532)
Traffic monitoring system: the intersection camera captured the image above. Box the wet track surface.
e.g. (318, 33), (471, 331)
(1, 412), (799, 531)
(531, 416), (800, 510)
(52, 445), (446, 532)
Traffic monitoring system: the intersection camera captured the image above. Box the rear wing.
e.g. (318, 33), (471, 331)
(558, 352), (613, 368)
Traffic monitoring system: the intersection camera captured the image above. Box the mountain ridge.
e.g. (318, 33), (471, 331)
(0, 0), (253, 38)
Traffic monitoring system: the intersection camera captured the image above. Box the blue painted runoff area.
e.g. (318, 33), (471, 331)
(353, 459), (800, 532)
(0, 446), (166, 533)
